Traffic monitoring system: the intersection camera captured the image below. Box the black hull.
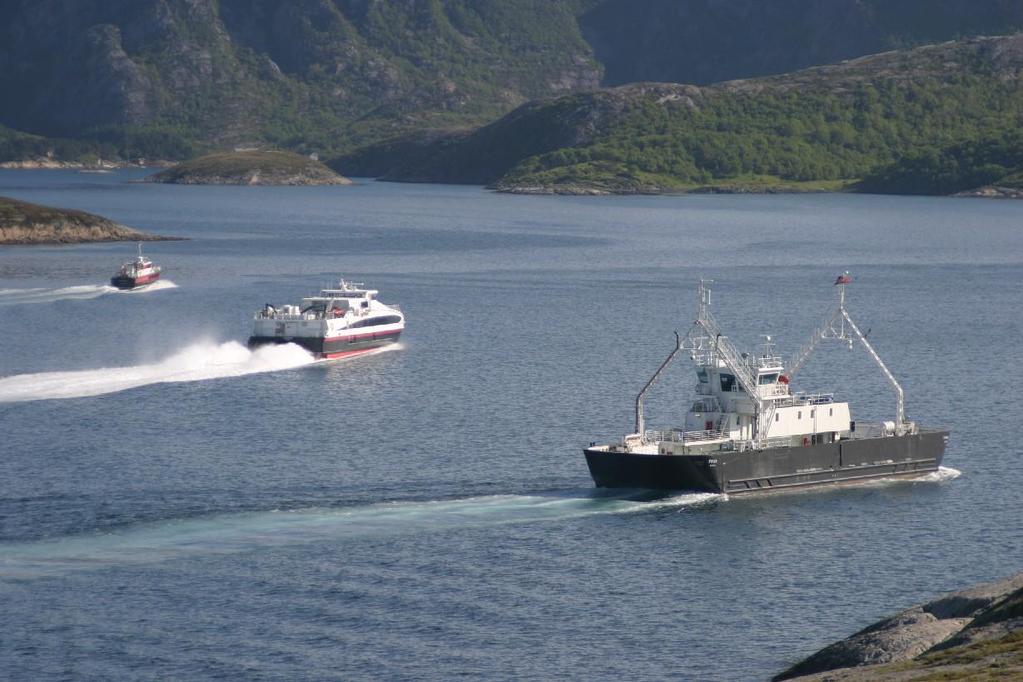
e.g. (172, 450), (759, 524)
(584, 429), (948, 494)
(247, 329), (401, 359)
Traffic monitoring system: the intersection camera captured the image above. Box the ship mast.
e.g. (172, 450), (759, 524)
(787, 273), (910, 435)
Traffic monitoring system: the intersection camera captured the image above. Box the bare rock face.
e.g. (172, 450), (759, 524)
(775, 572), (1023, 681)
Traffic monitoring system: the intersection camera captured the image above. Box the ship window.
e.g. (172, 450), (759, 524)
(758, 373), (779, 385)
(719, 373), (735, 392)
(775, 414), (779, 422)
(735, 416), (740, 425)
(348, 315), (402, 328)
(811, 409), (815, 418)
(797, 411), (802, 419)
(696, 369), (708, 383)
(829, 408), (833, 416)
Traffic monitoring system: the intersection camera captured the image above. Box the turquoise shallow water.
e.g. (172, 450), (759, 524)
(1, 170), (1021, 680)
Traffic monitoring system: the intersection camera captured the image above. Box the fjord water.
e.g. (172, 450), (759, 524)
(1, 170), (1020, 681)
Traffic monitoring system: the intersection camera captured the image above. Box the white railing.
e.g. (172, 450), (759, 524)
(645, 428), (727, 444)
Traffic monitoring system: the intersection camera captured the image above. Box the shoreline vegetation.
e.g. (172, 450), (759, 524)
(0, 196), (179, 245)
(333, 35), (1023, 197)
(3, 31), (1023, 198)
(776, 571), (1023, 681)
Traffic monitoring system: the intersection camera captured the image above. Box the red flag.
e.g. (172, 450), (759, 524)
(834, 272), (852, 285)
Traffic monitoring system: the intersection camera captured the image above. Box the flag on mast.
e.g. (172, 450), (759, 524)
(834, 272), (852, 285)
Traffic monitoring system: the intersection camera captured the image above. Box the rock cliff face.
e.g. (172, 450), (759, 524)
(145, 150), (351, 185)
(2, 0), (1022, 160)
(0, 0), (600, 154)
(0, 196), (174, 244)
(776, 572), (1023, 681)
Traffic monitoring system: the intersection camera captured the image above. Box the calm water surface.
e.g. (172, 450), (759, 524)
(1, 170), (1021, 680)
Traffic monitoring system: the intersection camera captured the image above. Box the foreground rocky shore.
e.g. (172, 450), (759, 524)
(0, 196), (176, 245)
(776, 571), (1023, 680)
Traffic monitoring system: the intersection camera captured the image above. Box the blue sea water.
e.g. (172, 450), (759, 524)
(0, 170), (1021, 680)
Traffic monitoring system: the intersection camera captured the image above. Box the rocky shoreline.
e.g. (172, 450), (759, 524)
(953, 185), (1023, 199)
(0, 158), (173, 170)
(0, 196), (178, 245)
(776, 571), (1023, 681)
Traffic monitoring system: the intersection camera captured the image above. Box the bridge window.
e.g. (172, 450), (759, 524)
(758, 373), (779, 385)
(720, 373), (735, 392)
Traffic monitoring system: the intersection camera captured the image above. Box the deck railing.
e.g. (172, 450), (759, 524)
(645, 428), (727, 444)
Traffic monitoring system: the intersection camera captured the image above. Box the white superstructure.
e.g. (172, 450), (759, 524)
(249, 279), (404, 359)
(628, 276), (913, 456)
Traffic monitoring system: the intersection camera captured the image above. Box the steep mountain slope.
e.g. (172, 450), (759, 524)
(2, 0), (1023, 163)
(335, 34), (1023, 195)
(0, 0), (599, 157)
(581, 0), (1023, 86)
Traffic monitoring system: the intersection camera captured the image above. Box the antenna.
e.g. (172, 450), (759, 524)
(788, 273), (911, 434)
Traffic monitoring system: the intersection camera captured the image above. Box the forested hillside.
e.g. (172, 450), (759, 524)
(337, 35), (1023, 195)
(2, 0), (1023, 164)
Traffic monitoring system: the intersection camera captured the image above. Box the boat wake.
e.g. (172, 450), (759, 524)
(0, 279), (177, 305)
(0, 340), (315, 403)
(912, 466), (961, 483)
(0, 491), (723, 579)
(117, 279), (178, 294)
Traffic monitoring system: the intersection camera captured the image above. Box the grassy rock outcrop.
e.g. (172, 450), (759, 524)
(776, 572), (1023, 681)
(145, 150), (351, 186)
(0, 195), (173, 245)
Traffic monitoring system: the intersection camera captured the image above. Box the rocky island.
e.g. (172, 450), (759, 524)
(145, 150), (351, 186)
(0, 196), (175, 245)
(777, 571), (1023, 681)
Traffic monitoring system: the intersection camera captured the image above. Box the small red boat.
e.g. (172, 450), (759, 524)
(111, 243), (161, 290)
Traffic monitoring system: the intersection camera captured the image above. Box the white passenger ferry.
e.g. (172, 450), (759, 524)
(248, 279), (404, 359)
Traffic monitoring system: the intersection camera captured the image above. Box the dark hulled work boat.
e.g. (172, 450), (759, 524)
(584, 276), (948, 494)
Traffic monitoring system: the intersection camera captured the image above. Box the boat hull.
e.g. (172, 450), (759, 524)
(247, 329), (401, 359)
(110, 272), (160, 289)
(584, 429), (948, 494)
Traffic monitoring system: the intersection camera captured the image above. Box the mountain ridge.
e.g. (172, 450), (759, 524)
(3, 0), (1023, 163)
(333, 33), (1023, 196)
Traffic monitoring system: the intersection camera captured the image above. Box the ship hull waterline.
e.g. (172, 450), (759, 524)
(247, 329), (401, 360)
(584, 429), (948, 495)
(110, 272), (161, 290)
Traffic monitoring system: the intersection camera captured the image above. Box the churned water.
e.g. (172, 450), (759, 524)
(1, 170), (1020, 680)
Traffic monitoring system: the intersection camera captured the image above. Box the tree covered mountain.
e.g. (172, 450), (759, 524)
(336, 34), (1023, 195)
(3, 0), (1023, 162)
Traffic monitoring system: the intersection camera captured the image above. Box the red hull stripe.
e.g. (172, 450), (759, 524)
(320, 347), (385, 360)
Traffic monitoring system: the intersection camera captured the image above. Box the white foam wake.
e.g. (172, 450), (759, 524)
(0, 279), (177, 305)
(117, 279), (178, 294)
(0, 340), (315, 403)
(914, 466), (961, 483)
(0, 491), (723, 578)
